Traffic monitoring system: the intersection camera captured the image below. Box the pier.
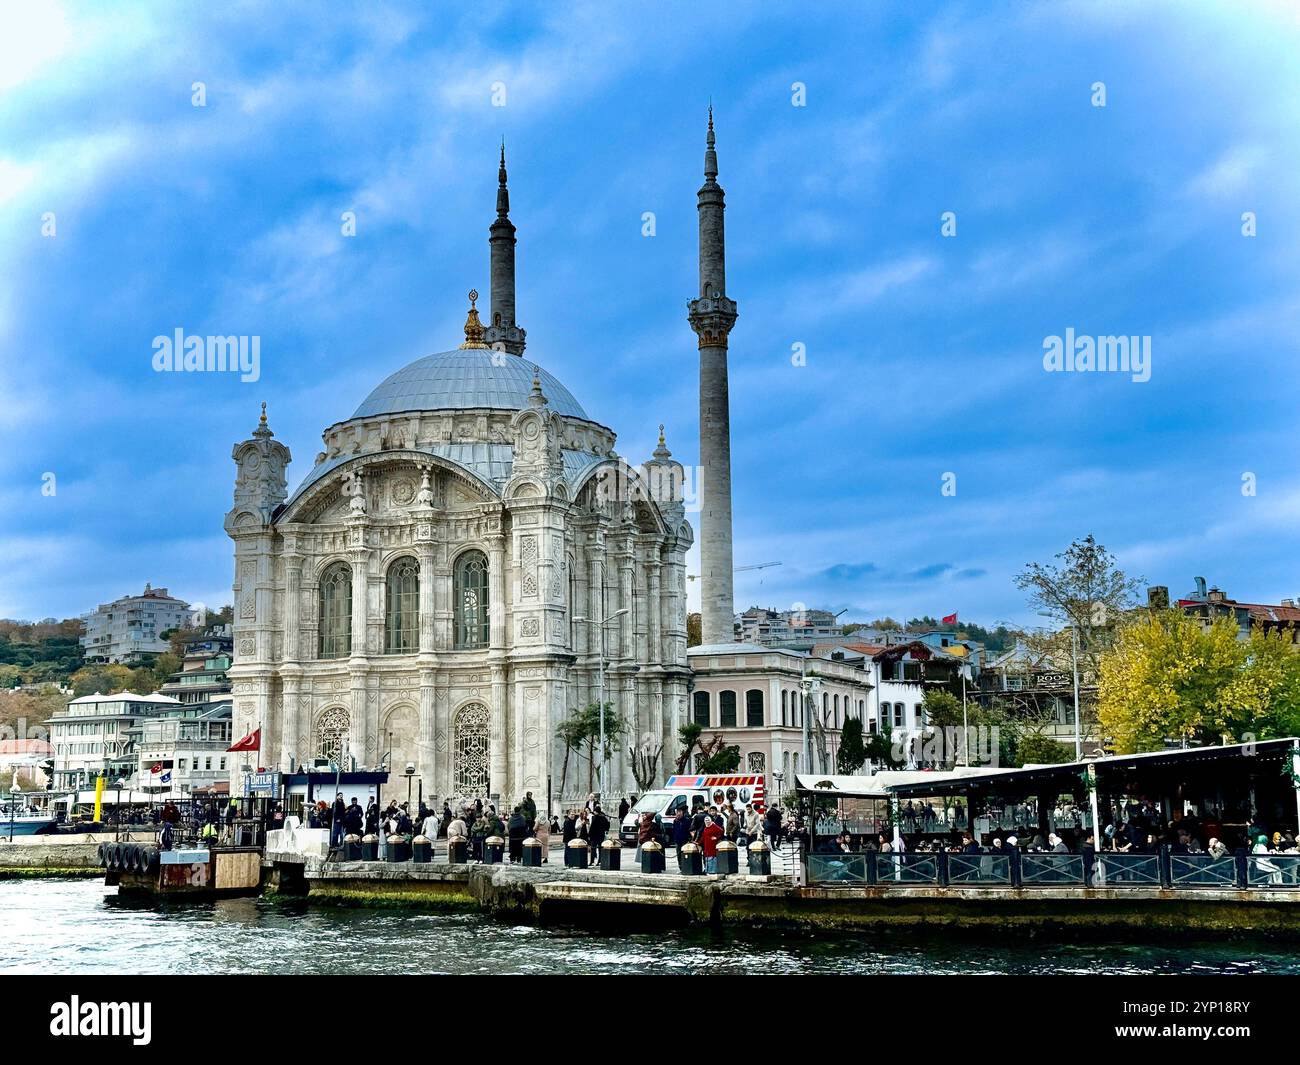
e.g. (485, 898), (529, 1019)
(262, 847), (1300, 937)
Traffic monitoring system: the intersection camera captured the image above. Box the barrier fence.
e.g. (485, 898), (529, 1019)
(805, 848), (1300, 891)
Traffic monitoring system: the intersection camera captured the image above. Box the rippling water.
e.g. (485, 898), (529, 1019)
(2, 879), (1295, 975)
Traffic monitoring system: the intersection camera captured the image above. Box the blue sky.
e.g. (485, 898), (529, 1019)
(2, 0), (1299, 628)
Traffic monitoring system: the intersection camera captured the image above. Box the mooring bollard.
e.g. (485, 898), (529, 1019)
(387, 834), (410, 863)
(342, 833), (362, 861)
(599, 838), (622, 871)
(360, 833), (379, 861)
(678, 841), (703, 876)
(565, 837), (589, 869)
(747, 839), (772, 876)
(641, 840), (666, 874)
(716, 839), (739, 876)
(522, 837), (543, 867)
(447, 834), (468, 864)
(411, 834), (433, 863)
(483, 834), (505, 865)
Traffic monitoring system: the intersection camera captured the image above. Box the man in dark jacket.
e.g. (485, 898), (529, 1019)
(588, 805), (610, 865)
(765, 805), (783, 851)
(672, 808), (691, 862)
(618, 797), (630, 823)
(330, 792), (347, 848)
(344, 798), (364, 836)
(507, 805), (528, 862)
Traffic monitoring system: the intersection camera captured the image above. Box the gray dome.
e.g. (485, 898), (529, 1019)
(352, 349), (589, 420)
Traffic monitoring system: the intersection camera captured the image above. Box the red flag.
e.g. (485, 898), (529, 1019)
(942, 612), (958, 625)
(150, 763), (163, 775)
(227, 728), (261, 753)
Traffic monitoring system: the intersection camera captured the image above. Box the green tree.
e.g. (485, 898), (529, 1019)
(674, 721), (703, 773)
(864, 725), (904, 769)
(1016, 732), (1073, 765)
(836, 716), (867, 774)
(1098, 610), (1300, 752)
(697, 740), (740, 773)
(686, 612), (702, 648)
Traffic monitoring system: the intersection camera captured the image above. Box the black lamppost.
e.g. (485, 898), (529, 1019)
(405, 763), (416, 806)
(8, 780), (20, 842)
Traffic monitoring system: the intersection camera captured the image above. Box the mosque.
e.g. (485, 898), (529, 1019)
(223, 117), (740, 807)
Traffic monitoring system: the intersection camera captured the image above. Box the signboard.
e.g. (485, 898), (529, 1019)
(245, 771), (279, 798)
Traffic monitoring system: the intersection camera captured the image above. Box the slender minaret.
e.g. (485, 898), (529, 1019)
(688, 107), (739, 645)
(485, 141), (526, 356)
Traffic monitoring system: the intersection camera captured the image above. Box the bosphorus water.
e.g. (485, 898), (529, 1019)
(3, 879), (1294, 975)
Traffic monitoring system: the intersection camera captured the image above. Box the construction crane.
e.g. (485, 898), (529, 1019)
(686, 561), (782, 582)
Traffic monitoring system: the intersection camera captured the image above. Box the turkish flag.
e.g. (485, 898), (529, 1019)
(150, 763), (163, 775)
(227, 728), (261, 753)
(942, 612), (958, 625)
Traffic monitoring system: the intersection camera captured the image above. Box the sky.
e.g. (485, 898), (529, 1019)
(2, 0), (1299, 629)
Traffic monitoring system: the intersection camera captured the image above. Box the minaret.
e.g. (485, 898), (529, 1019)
(687, 107), (739, 646)
(484, 141), (526, 356)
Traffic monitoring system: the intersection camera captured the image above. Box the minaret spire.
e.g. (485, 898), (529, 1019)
(485, 141), (526, 356)
(687, 107), (739, 646)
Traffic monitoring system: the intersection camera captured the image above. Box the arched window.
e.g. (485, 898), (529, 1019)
(318, 562), (352, 659)
(893, 702), (905, 728)
(315, 706), (349, 763)
(454, 550), (489, 649)
(693, 690), (710, 727)
(385, 556), (419, 654)
(720, 690), (737, 728)
(781, 690), (788, 726)
(745, 689), (764, 727)
(833, 693), (840, 728)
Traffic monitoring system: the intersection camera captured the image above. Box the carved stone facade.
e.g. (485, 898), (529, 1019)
(224, 363), (691, 808)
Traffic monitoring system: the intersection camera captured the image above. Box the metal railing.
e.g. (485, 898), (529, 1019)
(874, 853), (940, 885)
(947, 853), (1012, 885)
(1170, 854), (1238, 889)
(1091, 853), (1162, 886)
(1247, 853), (1300, 888)
(807, 853), (869, 884)
(1021, 853), (1085, 886)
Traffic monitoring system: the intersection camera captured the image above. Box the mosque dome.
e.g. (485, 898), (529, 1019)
(351, 348), (589, 422)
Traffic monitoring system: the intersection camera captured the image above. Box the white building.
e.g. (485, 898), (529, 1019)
(686, 643), (874, 801)
(223, 152), (695, 808)
(136, 697), (234, 795)
(48, 692), (182, 790)
(79, 584), (194, 664)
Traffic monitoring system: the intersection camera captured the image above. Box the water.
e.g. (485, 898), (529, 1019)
(2, 878), (1295, 975)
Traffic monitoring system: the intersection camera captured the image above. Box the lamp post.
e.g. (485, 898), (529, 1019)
(114, 777), (126, 840)
(405, 763), (416, 807)
(9, 779), (20, 842)
(573, 608), (629, 799)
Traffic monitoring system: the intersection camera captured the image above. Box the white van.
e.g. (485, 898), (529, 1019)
(619, 774), (766, 845)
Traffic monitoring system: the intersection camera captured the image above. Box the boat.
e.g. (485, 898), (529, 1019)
(1, 774), (57, 835)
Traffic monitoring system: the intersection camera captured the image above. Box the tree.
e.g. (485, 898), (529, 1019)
(864, 725), (904, 769)
(696, 735), (741, 773)
(70, 664), (133, 698)
(1098, 610), (1300, 752)
(1016, 732), (1073, 765)
(920, 688), (963, 727)
(627, 732), (664, 793)
(1015, 534), (1142, 673)
(674, 721), (703, 773)
(686, 612), (702, 648)
(836, 716), (867, 774)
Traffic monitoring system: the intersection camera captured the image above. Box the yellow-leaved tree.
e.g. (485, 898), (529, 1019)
(1099, 610), (1300, 752)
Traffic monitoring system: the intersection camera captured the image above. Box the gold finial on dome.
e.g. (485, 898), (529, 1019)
(460, 289), (489, 349)
(658, 423), (665, 447)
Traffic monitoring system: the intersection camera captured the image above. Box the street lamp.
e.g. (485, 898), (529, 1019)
(114, 777), (127, 839)
(405, 762), (416, 806)
(573, 608), (629, 799)
(9, 779), (20, 842)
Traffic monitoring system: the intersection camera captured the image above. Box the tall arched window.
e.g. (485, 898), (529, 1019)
(745, 689), (764, 727)
(833, 693), (840, 728)
(693, 690), (710, 727)
(720, 690), (737, 728)
(781, 690), (788, 726)
(385, 556), (419, 654)
(454, 550), (489, 649)
(318, 562), (352, 659)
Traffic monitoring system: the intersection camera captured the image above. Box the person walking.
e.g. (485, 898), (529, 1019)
(765, 804), (783, 851)
(618, 796), (630, 824)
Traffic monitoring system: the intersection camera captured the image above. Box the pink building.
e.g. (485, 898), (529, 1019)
(685, 642), (873, 805)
